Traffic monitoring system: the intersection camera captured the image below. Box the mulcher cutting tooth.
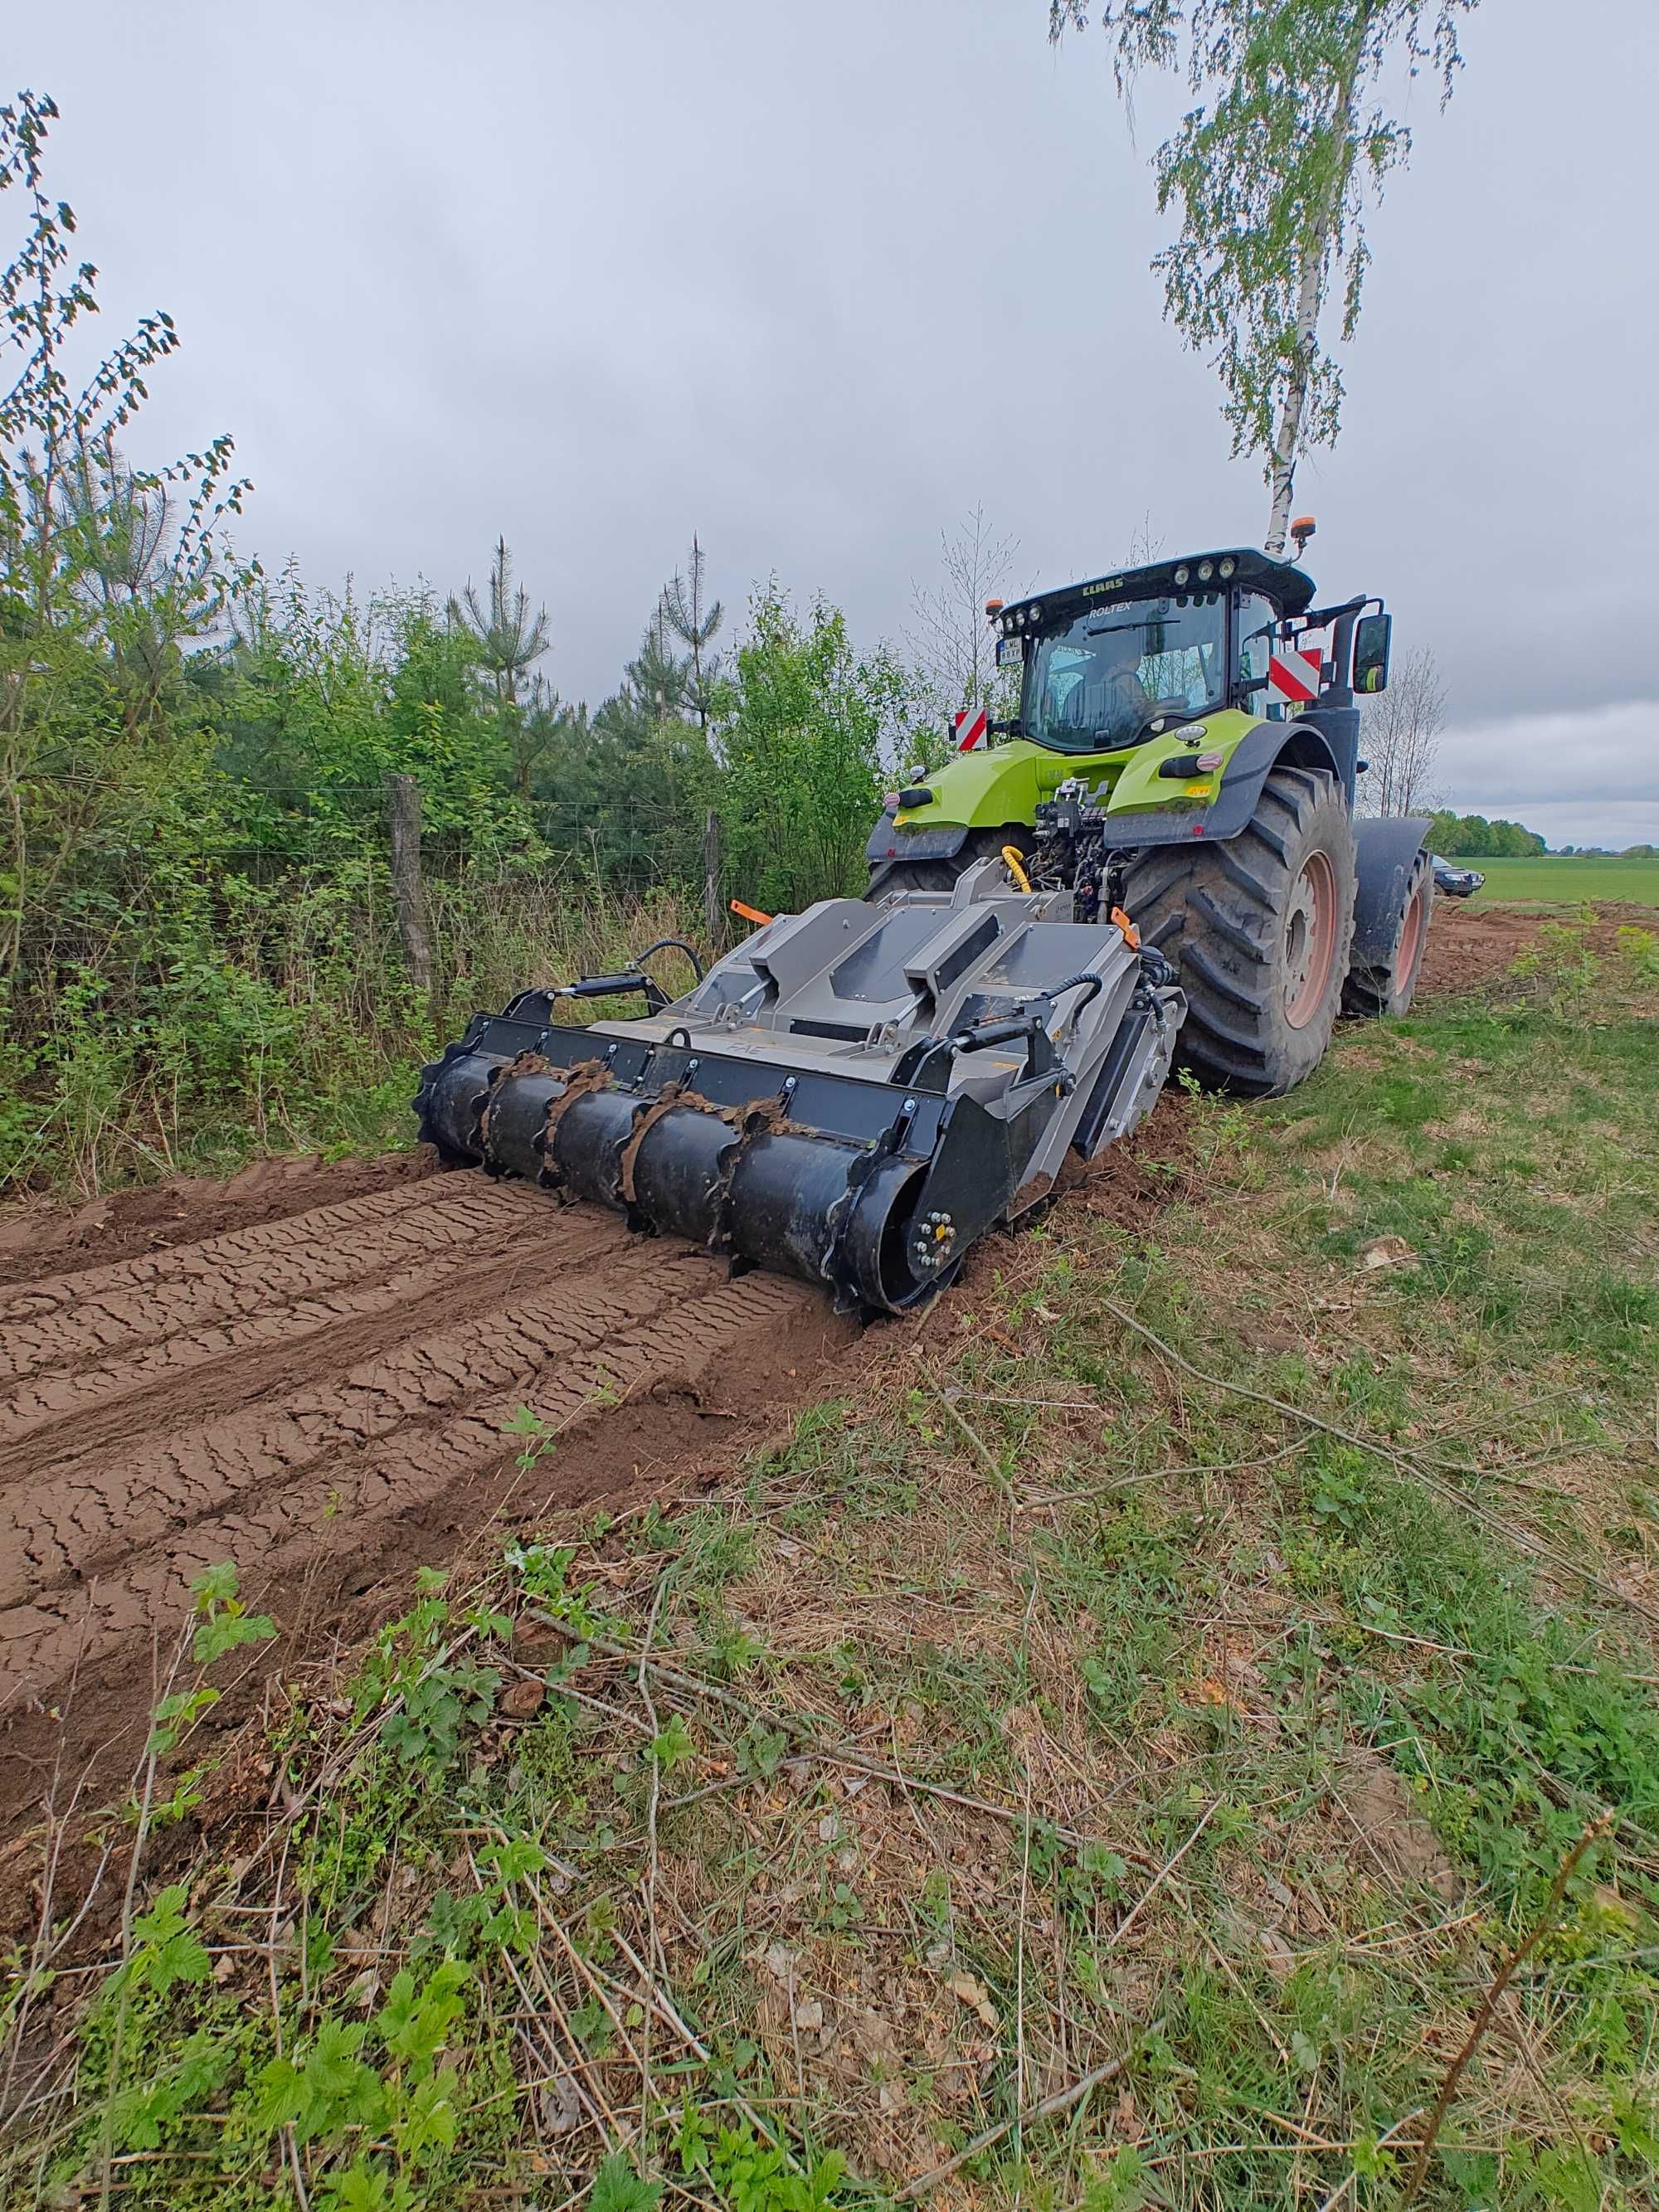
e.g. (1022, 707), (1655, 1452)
(416, 859), (1185, 1315)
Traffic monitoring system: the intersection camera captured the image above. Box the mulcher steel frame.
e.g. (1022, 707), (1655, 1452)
(417, 867), (1185, 1315)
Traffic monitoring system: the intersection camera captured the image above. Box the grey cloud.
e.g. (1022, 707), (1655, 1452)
(1433, 702), (1659, 847)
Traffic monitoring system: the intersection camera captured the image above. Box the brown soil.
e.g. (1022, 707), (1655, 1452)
(0, 1146), (440, 1290)
(0, 1103), (1199, 1846)
(0, 1164), (858, 1831)
(1414, 897), (1654, 1004)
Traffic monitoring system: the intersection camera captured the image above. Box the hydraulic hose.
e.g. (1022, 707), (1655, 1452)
(635, 936), (705, 983)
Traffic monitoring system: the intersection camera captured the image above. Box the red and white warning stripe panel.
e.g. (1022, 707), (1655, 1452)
(1267, 639), (1324, 707)
(953, 705), (989, 751)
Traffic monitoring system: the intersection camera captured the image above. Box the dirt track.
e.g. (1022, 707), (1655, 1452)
(1414, 896), (1655, 1001)
(0, 1161), (855, 1821)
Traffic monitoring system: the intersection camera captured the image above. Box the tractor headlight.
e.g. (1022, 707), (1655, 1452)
(1173, 566), (1189, 586)
(1014, 607), (1025, 627)
(1197, 560), (1214, 581)
(1218, 557), (1235, 578)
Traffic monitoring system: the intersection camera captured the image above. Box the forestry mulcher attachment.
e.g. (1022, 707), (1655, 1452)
(416, 862), (1184, 1314)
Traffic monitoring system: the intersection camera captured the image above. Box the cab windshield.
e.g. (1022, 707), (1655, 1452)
(1021, 591), (1227, 754)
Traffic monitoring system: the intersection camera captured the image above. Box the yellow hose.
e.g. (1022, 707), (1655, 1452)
(1000, 843), (1033, 894)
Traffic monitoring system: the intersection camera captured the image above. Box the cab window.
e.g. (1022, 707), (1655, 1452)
(1235, 591), (1279, 709)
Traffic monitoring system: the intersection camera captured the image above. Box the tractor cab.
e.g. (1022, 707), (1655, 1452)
(990, 547), (1321, 754)
(868, 541), (1394, 897)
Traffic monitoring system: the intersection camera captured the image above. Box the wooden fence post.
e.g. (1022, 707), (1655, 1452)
(386, 773), (436, 1012)
(702, 808), (722, 950)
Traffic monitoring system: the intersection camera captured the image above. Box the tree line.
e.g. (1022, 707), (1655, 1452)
(1424, 813), (1545, 858)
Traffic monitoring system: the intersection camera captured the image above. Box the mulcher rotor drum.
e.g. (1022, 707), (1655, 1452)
(417, 863), (1185, 1314)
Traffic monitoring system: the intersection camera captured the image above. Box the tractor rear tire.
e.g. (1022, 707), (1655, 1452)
(1121, 765), (1357, 1097)
(1342, 844), (1433, 1020)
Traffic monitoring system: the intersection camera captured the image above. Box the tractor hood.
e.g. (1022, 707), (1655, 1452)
(872, 713), (1267, 852)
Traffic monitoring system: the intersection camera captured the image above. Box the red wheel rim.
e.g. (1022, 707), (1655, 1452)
(1283, 850), (1337, 1029)
(1395, 879), (1426, 988)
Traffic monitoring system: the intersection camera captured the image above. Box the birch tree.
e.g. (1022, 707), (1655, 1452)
(1050, 2), (1477, 553)
(1360, 642), (1444, 814)
(907, 503), (1026, 721)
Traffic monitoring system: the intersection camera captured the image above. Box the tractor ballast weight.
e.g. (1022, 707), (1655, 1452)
(868, 547), (1433, 1094)
(417, 863), (1184, 1314)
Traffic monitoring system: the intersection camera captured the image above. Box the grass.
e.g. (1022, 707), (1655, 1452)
(3, 923), (1658, 2210)
(2, 873), (708, 1198)
(1464, 854), (1659, 908)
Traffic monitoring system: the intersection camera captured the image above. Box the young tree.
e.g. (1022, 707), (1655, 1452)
(625, 601), (691, 727)
(1050, 2), (1478, 553)
(907, 503), (1025, 727)
(0, 90), (247, 982)
(724, 583), (922, 909)
(660, 534), (724, 732)
(445, 537), (555, 795)
(1360, 642), (1444, 814)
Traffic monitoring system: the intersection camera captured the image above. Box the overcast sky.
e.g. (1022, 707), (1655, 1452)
(16, 1), (1658, 846)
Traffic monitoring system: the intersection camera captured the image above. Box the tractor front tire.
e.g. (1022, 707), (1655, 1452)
(1342, 844), (1433, 1020)
(866, 828), (1026, 899)
(1121, 765), (1357, 1097)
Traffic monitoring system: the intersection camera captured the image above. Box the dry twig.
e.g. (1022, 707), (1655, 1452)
(897, 2015), (1167, 2200)
(1398, 1816), (1611, 2203)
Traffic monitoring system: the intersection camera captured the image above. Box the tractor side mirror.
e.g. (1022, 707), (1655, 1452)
(1354, 612), (1392, 694)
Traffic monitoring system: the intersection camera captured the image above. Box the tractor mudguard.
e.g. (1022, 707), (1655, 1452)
(1352, 816), (1431, 970)
(1090, 718), (1343, 852)
(1200, 717), (1341, 835)
(866, 819), (970, 867)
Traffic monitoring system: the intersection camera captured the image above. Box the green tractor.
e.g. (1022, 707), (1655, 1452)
(866, 538), (1432, 1096)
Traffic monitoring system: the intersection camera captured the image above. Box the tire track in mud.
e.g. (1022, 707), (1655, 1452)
(1, 1269), (825, 1710)
(0, 1174), (540, 1383)
(0, 1238), (711, 1611)
(0, 1207), (637, 1475)
(0, 1153), (857, 1838)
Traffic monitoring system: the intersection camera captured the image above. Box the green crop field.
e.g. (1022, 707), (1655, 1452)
(1460, 852), (1659, 907)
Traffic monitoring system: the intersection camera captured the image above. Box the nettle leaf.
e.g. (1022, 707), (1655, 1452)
(192, 1609), (277, 1666)
(148, 1684), (220, 1756)
(109, 2027), (231, 2151)
(393, 2064), (463, 2163)
(317, 2156), (414, 2212)
(591, 2150), (664, 2212)
(252, 2016), (385, 2146)
(649, 1713), (695, 1772)
(123, 1884), (211, 1996)
(480, 1835), (547, 1885)
(190, 1560), (240, 1610)
(376, 1959), (471, 2073)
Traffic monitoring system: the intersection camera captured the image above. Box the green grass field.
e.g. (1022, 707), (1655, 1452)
(1460, 853), (1659, 907)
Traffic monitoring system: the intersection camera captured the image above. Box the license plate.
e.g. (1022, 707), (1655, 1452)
(995, 637), (1022, 667)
